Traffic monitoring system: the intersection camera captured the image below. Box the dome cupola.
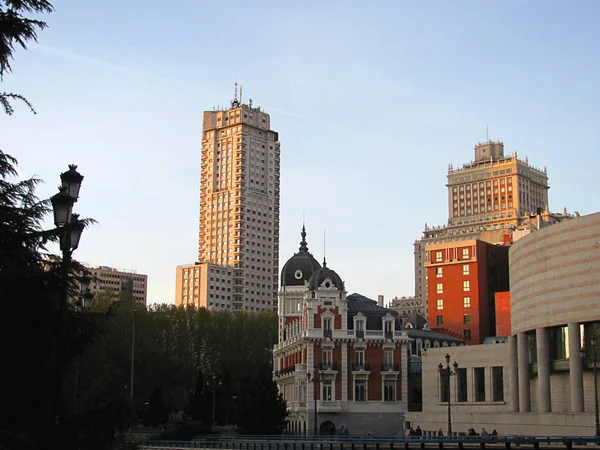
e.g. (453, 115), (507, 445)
(280, 226), (321, 287)
(307, 258), (345, 291)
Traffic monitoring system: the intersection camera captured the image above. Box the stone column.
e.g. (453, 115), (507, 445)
(517, 332), (531, 412)
(341, 342), (348, 402)
(508, 335), (519, 411)
(401, 341), (409, 405)
(568, 322), (584, 412)
(536, 327), (551, 412)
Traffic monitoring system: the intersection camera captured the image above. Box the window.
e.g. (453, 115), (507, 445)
(437, 299), (444, 310)
(436, 283), (443, 294)
(462, 248), (469, 259)
(322, 380), (333, 401)
(435, 251), (442, 262)
(354, 380), (366, 401)
(463, 313), (471, 324)
(457, 368), (468, 402)
(464, 329), (471, 340)
(463, 280), (470, 292)
(322, 349), (332, 365)
(384, 348), (393, 366)
(440, 371), (449, 403)
(436, 267), (443, 278)
(463, 297), (471, 308)
(462, 264), (469, 275)
(355, 349), (364, 366)
(436, 315), (444, 326)
(492, 367), (504, 401)
(384, 380), (396, 402)
(474, 367), (486, 401)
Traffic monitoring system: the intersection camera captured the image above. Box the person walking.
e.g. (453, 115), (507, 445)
(415, 426), (423, 436)
(437, 429), (444, 436)
(481, 428), (489, 437)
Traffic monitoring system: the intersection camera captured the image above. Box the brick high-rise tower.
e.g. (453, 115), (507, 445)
(176, 90), (280, 312)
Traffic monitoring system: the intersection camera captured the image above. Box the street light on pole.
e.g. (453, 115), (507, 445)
(50, 164), (85, 424)
(438, 353), (458, 436)
(73, 278), (94, 414)
(307, 371), (319, 436)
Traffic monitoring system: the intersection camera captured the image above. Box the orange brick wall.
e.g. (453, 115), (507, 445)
(495, 291), (511, 336)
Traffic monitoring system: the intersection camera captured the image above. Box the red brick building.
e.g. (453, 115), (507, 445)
(425, 239), (509, 344)
(274, 228), (462, 435)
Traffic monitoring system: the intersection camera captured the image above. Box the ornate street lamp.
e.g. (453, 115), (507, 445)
(438, 353), (458, 436)
(51, 164), (85, 424)
(307, 371), (319, 436)
(60, 164), (84, 200)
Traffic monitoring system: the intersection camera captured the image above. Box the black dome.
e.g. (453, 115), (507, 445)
(307, 260), (344, 291)
(280, 226), (321, 287)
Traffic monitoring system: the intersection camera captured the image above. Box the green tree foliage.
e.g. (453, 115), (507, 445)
(75, 306), (287, 435)
(0, 0), (54, 114)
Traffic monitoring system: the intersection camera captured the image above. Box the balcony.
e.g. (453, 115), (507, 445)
(323, 329), (332, 338)
(274, 366), (296, 378)
(381, 363), (400, 372)
(356, 330), (364, 339)
(385, 331), (394, 340)
(317, 400), (341, 412)
(319, 362), (338, 371)
(352, 363), (370, 372)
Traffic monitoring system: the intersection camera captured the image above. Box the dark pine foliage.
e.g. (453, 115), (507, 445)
(0, 0), (54, 114)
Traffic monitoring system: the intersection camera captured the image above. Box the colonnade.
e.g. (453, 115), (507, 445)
(512, 323), (585, 413)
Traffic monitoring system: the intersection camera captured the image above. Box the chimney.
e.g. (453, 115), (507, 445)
(378, 295), (384, 307)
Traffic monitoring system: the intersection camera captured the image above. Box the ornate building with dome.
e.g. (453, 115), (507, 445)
(274, 227), (462, 436)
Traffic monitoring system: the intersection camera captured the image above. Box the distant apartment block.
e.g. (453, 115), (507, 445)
(88, 266), (148, 305)
(175, 91), (280, 312)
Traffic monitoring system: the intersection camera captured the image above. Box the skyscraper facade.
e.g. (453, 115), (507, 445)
(175, 93), (280, 312)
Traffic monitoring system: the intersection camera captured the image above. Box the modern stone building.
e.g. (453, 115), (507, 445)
(408, 211), (600, 436)
(175, 90), (280, 312)
(88, 265), (148, 305)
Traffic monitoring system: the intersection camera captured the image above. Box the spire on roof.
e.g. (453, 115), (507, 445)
(299, 225), (308, 252)
(322, 257), (327, 268)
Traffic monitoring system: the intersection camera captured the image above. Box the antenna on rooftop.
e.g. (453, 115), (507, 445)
(323, 228), (327, 267)
(239, 85), (243, 104)
(232, 81), (240, 107)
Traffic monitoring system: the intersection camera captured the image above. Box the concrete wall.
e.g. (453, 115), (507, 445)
(510, 212), (600, 334)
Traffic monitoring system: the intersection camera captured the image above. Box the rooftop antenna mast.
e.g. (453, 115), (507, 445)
(239, 85), (243, 104)
(323, 228), (327, 267)
(232, 81), (239, 107)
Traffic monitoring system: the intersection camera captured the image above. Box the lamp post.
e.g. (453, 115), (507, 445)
(50, 164), (85, 424)
(307, 371), (319, 436)
(438, 353), (458, 436)
(591, 337), (600, 436)
(73, 277), (94, 414)
(212, 374), (217, 430)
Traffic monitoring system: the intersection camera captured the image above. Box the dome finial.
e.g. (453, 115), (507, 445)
(299, 225), (308, 252)
(322, 257), (327, 268)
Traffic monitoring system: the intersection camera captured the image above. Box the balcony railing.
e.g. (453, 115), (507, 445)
(274, 366), (296, 377)
(323, 329), (332, 338)
(317, 400), (341, 412)
(319, 362), (338, 371)
(352, 363), (370, 371)
(356, 330), (365, 339)
(381, 363), (400, 372)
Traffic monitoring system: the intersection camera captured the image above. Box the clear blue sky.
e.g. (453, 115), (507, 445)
(2, 0), (599, 306)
